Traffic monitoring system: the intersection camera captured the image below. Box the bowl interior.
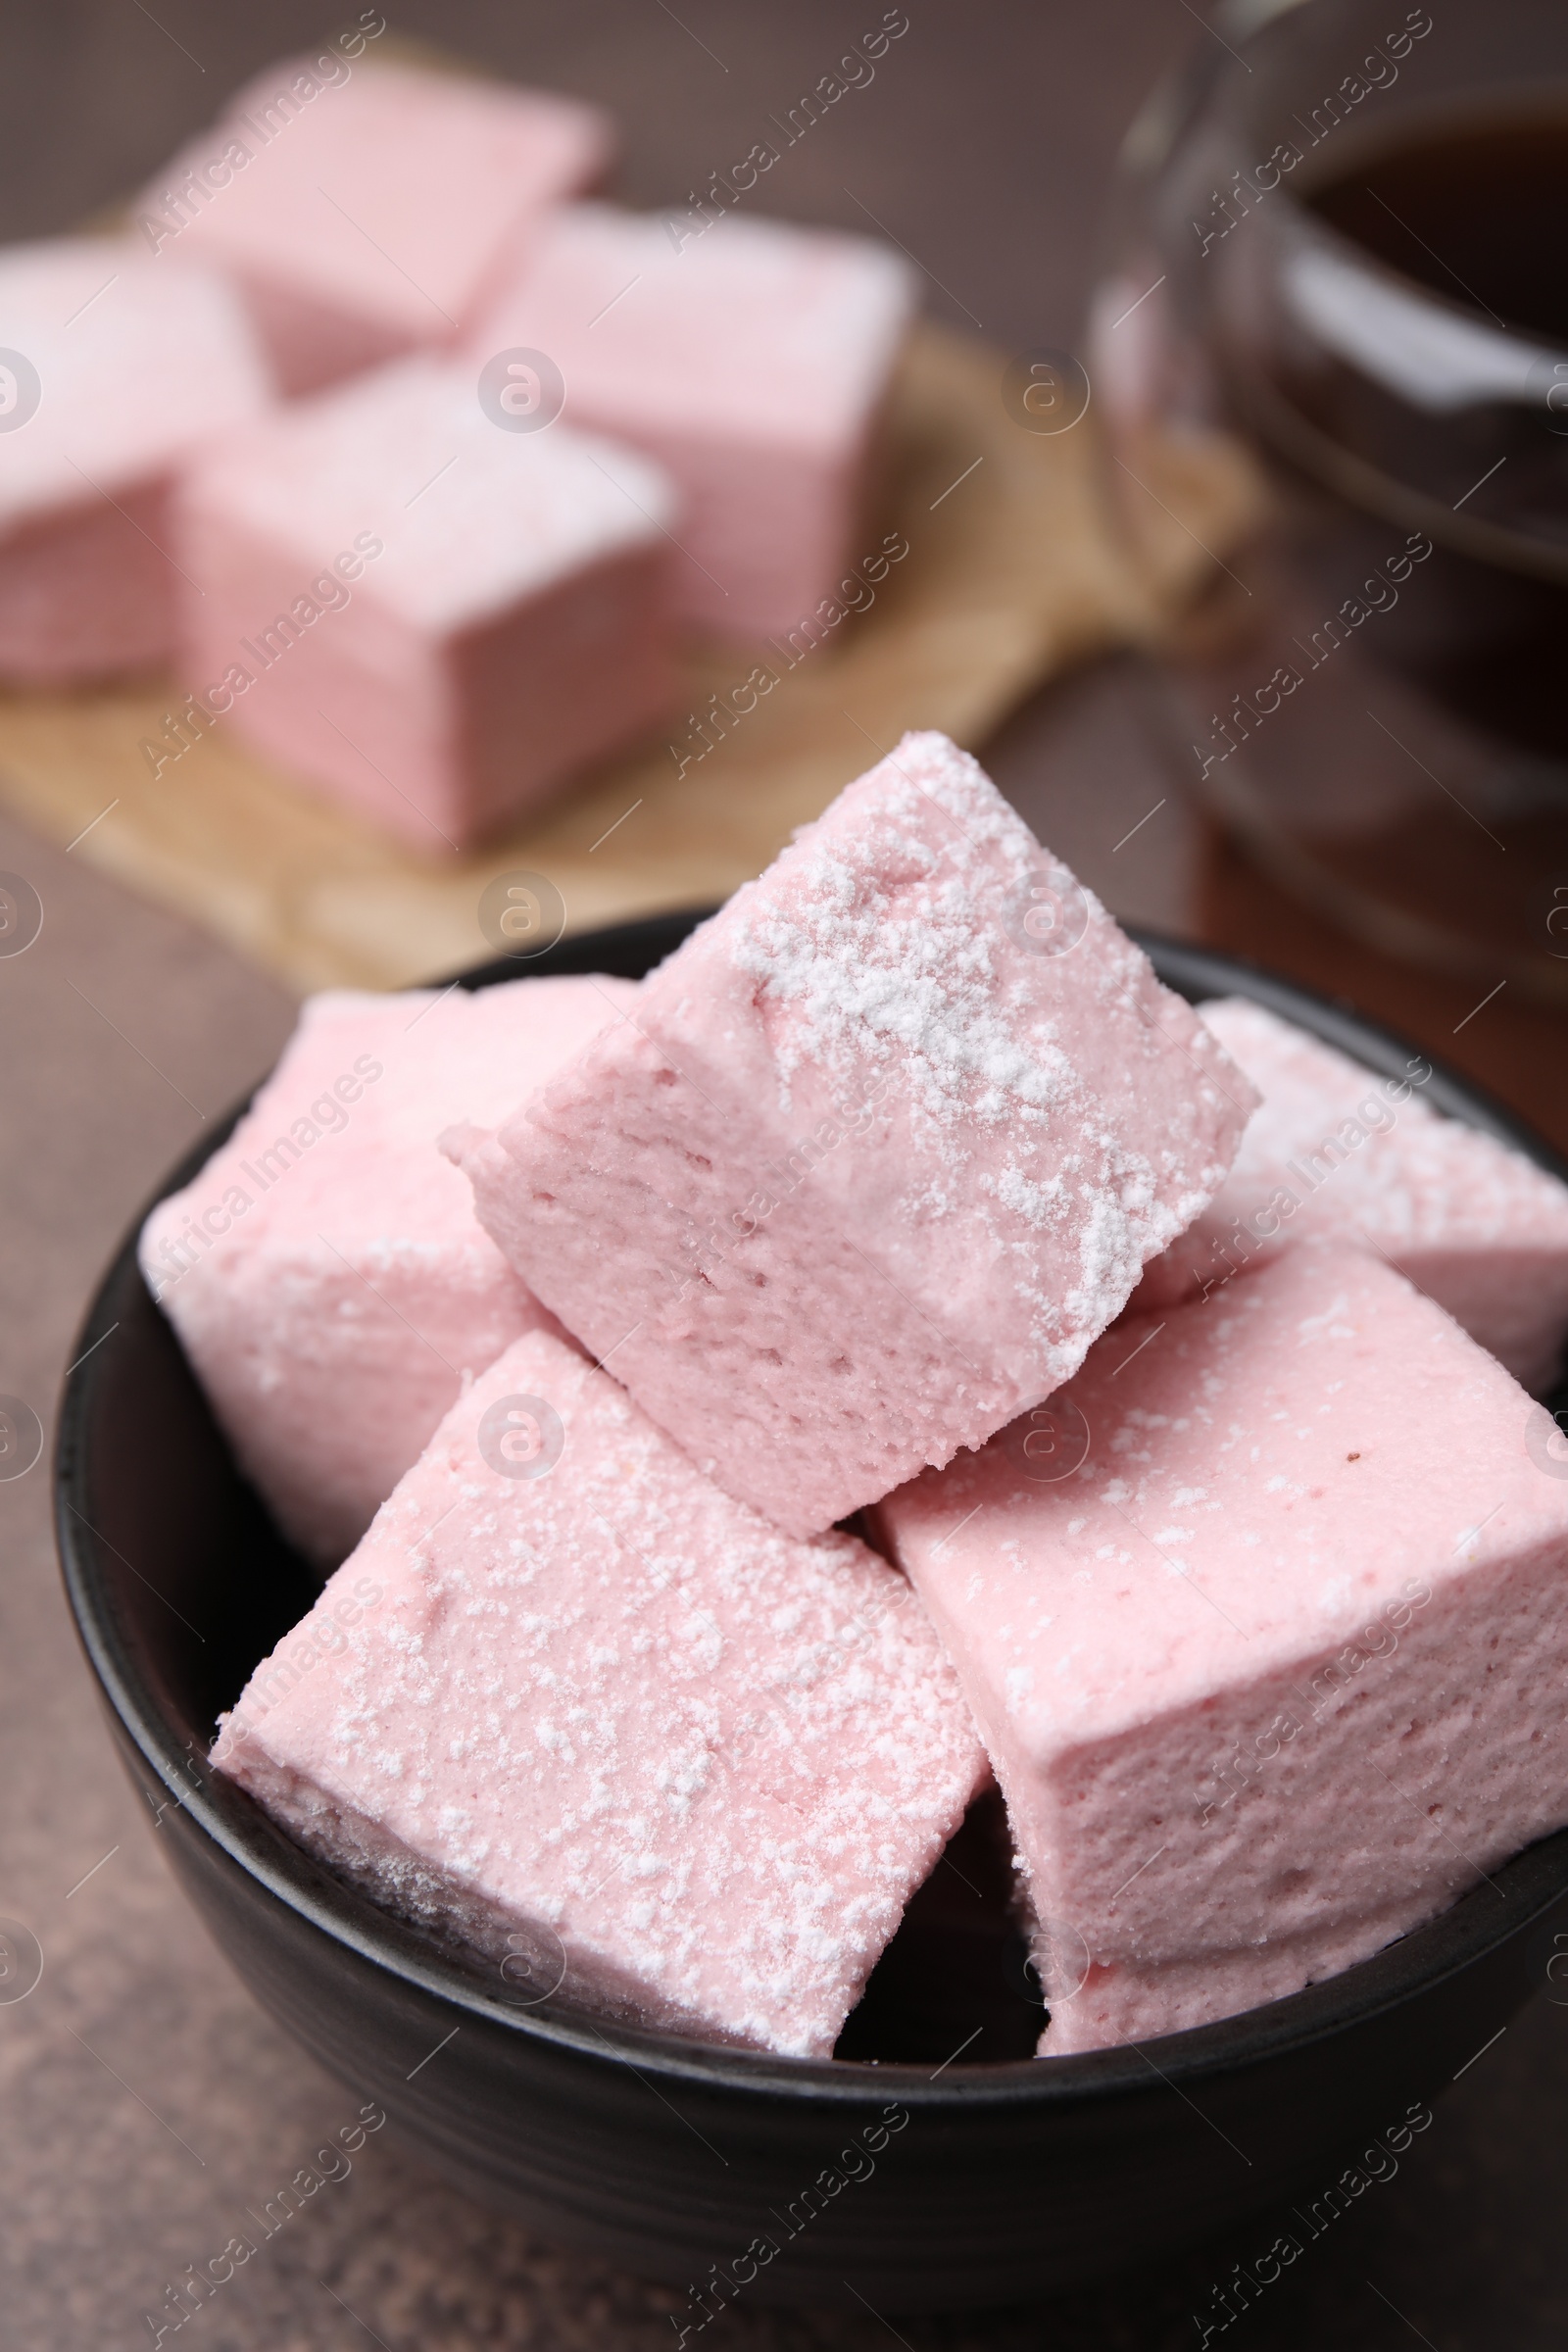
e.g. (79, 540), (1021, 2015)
(55, 912), (1568, 2101)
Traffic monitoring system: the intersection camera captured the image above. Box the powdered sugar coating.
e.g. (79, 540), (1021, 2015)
(876, 1241), (1568, 2053)
(1136, 998), (1568, 1389)
(182, 359), (675, 630)
(448, 733), (1253, 1536)
(723, 749), (1232, 1295)
(213, 1327), (986, 2057)
(142, 975), (635, 1564)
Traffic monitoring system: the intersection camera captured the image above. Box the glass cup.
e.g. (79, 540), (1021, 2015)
(1090, 0), (1568, 997)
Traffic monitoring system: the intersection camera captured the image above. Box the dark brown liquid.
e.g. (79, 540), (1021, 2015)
(1306, 109), (1568, 348)
(1183, 103), (1568, 990)
(1264, 105), (1568, 552)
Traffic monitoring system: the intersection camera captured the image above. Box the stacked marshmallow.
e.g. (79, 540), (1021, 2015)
(153, 732), (1568, 2061)
(0, 51), (915, 847)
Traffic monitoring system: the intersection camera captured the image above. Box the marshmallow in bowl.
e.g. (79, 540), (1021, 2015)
(875, 1241), (1568, 2053)
(1136, 998), (1568, 1390)
(444, 732), (1255, 1538)
(141, 975), (636, 1565)
(214, 1325), (987, 2058)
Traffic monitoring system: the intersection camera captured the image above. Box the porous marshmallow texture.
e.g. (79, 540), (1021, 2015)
(1135, 998), (1568, 1391)
(467, 202), (916, 637)
(875, 1241), (1568, 2054)
(141, 975), (636, 1565)
(445, 732), (1254, 1536)
(212, 1327), (987, 2058)
(139, 58), (611, 393)
(0, 240), (270, 682)
(173, 358), (679, 850)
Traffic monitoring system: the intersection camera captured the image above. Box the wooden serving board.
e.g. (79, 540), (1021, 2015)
(0, 323), (1256, 993)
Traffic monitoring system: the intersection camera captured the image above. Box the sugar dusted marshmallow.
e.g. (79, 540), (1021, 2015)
(173, 358), (679, 850)
(468, 202), (916, 638)
(212, 1327), (987, 2057)
(1135, 997), (1568, 1391)
(0, 240), (270, 682)
(875, 1242), (1568, 2053)
(445, 732), (1254, 1536)
(140, 59), (611, 393)
(142, 975), (636, 1564)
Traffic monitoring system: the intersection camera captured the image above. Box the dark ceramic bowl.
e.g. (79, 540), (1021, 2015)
(56, 913), (1568, 2314)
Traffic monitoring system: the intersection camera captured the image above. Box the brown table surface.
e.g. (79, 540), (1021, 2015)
(4, 4), (1567, 2344)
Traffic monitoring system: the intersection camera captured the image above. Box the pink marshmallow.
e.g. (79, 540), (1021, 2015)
(138, 58), (611, 394)
(1136, 998), (1568, 1390)
(141, 975), (636, 1564)
(444, 732), (1254, 1536)
(172, 358), (679, 851)
(0, 239), (270, 683)
(467, 202), (916, 638)
(212, 1326), (987, 2057)
(874, 1241), (1568, 2053)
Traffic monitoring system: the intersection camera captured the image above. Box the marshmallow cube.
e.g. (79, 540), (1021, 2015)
(445, 732), (1254, 1537)
(173, 359), (680, 851)
(1135, 998), (1568, 1391)
(213, 1327), (987, 2058)
(140, 58), (612, 394)
(0, 240), (270, 683)
(468, 203), (916, 638)
(875, 1242), (1568, 2054)
(141, 975), (636, 1565)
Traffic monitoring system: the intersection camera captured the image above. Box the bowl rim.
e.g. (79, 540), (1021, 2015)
(54, 913), (1568, 2112)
